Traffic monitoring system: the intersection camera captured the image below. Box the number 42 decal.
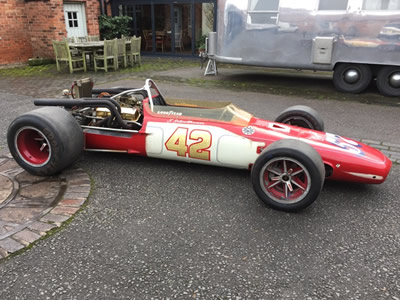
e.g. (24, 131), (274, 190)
(165, 128), (212, 161)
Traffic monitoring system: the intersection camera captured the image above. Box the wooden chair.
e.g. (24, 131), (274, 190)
(52, 40), (86, 74)
(75, 36), (88, 43)
(175, 31), (184, 51)
(64, 37), (75, 43)
(116, 37), (127, 69)
(93, 39), (117, 72)
(128, 36), (141, 66)
(155, 31), (166, 52)
(88, 35), (100, 42)
(143, 30), (152, 51)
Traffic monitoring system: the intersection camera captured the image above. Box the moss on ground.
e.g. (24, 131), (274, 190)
(0, 57), (399, 107)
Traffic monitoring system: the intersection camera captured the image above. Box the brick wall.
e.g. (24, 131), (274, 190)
(0, 0), (33, 65)
(0, 0), (100, 66)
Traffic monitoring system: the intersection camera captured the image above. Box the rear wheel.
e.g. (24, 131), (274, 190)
(376, 66), (400, 97)
(251, 139), (325, 212)
(333, 63), (372, 94)
(7, 107), (83, 176)
(274, 105), (324, 131)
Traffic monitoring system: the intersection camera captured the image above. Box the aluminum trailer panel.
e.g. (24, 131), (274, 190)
(211, 0), (400, 96)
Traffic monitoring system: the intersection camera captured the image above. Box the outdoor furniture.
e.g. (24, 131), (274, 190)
(175, 31), (184, 51)
(52, 40), (86, 74)
(88, 35), (100, 42)
(116, 37), (127, 69)
(93, 39), (117, 72)
(74, 36), (88, 43)
(143, 30), (152, 51)
(64, 37), (75, 43)
(128, 36), (141, 66)
(155, 31), (166, 52)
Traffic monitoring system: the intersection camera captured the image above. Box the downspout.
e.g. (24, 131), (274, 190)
(99, 0), (105, 15)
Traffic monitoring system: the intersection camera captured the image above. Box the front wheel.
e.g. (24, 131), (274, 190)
(7, 107), (84, 176)
(333, 63), (372, 94)
(251, 139), (325, 212)
(274, 105), (324, 131)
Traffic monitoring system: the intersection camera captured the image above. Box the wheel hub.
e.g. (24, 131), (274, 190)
(389, 72), (400, 88)
(344, 69), (360, 84)
(260, 158), (311, 204)
(15, 127), (51, 167)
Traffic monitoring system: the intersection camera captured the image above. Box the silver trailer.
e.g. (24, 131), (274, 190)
(207, 0), (400, 96)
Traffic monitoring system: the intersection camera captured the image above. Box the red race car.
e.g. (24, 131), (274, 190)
(7, 79), (392, 212)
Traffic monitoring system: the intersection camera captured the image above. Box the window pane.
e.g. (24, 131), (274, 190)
(249, 0), (279, 11)
(363, 0), (400, 10)
(195, 3), (214, 52)
(319, 0), (348, 10)
(248, 12), (278, 24)
(154, 4), (171, 53)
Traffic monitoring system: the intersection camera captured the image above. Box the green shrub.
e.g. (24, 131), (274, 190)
(99, 15), (133, 40)
(28, 57), (54, 66)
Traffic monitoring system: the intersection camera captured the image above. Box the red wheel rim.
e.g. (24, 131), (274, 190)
(260, 157), (311, 204)
(15, 127), (51, 167)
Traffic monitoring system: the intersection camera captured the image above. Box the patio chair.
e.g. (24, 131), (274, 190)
(64, 37), (75, 43)
(143, 30), (152, 51)
(93, 39), (117, 72)
(116, 37), (127, 69)
(75, 36), (88, 43)
(175, 31), (184, 51)
(128, 36), (141, 66)
(52, 40), (86, 74)
(88, 35), (100, 42)
(155, 31), (166, 52)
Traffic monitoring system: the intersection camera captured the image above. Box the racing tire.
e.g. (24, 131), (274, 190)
(333, 63), (372, 94)
(7, 107), (84, 176)
(274, 105), (325, 131)
(376, 66), (400, 97)
(251, 139), (325, 212)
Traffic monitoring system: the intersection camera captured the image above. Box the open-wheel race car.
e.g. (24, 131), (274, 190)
(7, 79), (392, 212)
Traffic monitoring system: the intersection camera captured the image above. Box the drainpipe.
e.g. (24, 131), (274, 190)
(99, 0), (105, 15)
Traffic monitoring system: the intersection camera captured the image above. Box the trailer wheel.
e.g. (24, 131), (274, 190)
(251, 139), (325, 212)
(376, 66), (400, 97)
(7, 107), (83, 176)
(333, 63), (372, 94)
(274, 105), (324, 131)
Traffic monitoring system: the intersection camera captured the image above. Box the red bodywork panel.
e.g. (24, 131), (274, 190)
(83, 99), (392, 185)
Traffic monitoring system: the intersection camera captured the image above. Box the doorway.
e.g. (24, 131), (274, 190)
(64, 3), (88, 38)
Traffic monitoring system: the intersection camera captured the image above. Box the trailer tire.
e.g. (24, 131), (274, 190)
(376, 66), (400, 97)
(251, 139), (325, 212)
(7, 107), (83, 176)
(274, 105), (324, 131)
(333, 64), (372, 94)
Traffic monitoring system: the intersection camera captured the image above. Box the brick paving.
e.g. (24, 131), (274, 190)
(0, 153), (90, 259)
(360, 139), (400, 164)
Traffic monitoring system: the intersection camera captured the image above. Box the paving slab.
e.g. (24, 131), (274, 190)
(0, 154), (90, 259)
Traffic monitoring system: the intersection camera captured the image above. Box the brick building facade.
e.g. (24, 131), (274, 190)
(0, 0), (102, 66)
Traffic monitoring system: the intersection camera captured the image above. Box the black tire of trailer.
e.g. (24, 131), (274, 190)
(274, 105), (325, 132)
(333, 63), (373, 94)
(251, 139), (325, 212)
(7, 107), (84, 176)
(376, 66), (400, 97)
